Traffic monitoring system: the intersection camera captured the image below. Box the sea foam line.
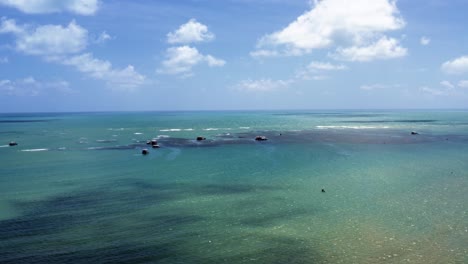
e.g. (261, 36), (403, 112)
(21, 148), (49, 152)
(160, 128), (182, 132)
(316, 125), (390, 129)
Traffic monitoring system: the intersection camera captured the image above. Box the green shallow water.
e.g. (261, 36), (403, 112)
(0, 111), (467, 263)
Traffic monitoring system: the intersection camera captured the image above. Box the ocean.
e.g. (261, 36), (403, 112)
(0, 110), (467, 263)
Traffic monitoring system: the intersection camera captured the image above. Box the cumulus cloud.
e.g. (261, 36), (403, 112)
(167, 19), (214, 44)
(332, 36), (407, 61)
(233, 79), (292, 92)
(0, 18), (88, 56)
(1, 18), (146, 90)
(158, 46), (225, 76)
(0, 77), (72, 96)
(62, 53), (146, 90)
(441, 56), (468, 74)
(420, 36), (430, 46)
(253, 0), (405, 60)
(0, 0), (100, 15)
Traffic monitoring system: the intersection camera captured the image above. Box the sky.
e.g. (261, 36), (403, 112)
(0, 0), (467, 112)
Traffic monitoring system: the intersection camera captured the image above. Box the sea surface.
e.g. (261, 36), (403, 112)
(0, 110), (467, 264)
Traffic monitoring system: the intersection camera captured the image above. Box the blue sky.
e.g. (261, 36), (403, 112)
(0, 0), (467, 112)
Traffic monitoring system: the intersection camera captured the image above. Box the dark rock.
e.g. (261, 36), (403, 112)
(142, 149), (149, 155)
(148, 139), (158, 146)
(152, 144), (160, 148)
(321, 189), (325, 193)
(255, 136), (268, 141)
(196, 136), (206, 141)
(411, 131), (419, 135)
(8, 141), (18, 146)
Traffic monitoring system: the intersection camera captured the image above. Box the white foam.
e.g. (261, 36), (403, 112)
(0, 145), (9, 148)
(160, 129), (182, 132)
(184, 128), (194, 131)
(87, 147), (104, 150)
(134, 132), (143, 135)
(203, 128), (219, 131)
(239, 127), (250, 129)
(316, 125), (390, 130)
(156, 135), (170, 139)
(21, 148), (48, 152)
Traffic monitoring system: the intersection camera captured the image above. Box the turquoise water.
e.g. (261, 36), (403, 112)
(0, 110), (467, 263)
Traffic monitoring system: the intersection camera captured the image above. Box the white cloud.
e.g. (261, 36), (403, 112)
(0, 0), (100, 15)
(95, 31), (112, 44)
(419, 86), (451, 96)
(296, 61), (345, 80)
(420, 36), (430, 46)
(253, 0), (405, 58)
(441, 56), (468, 74)
(458, 80), (468, 88)
(332, 36), (407, 62)
(250, 49), (280, 58)
(62, 53), (146, 90)
(158, 46), (225, 76)
(1, 18), (146, 90)
(234, 79), (292, 92)
(360, 84), (387, 90)
(204, 55), (226, 67)
(0, 77), (72, 96)
(0, 18), (88, 56)
(167, 19), (214, 44)
(0, 17), (25, 34)
(310, 75), (329, 80)
(440, 80), (454, 89)
(308, 61), (347, 71)
(359, 83), (400, 90)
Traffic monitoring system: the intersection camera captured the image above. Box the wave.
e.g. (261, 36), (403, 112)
(239, 127), (250, 129)
(0, 145), (9, 148)
(134, 132), (143, 135)
(316, 125), (390, 130)
(87, 147), (105, 150)
(160, 129), (182, 132)
(21, 148), (49, 152)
